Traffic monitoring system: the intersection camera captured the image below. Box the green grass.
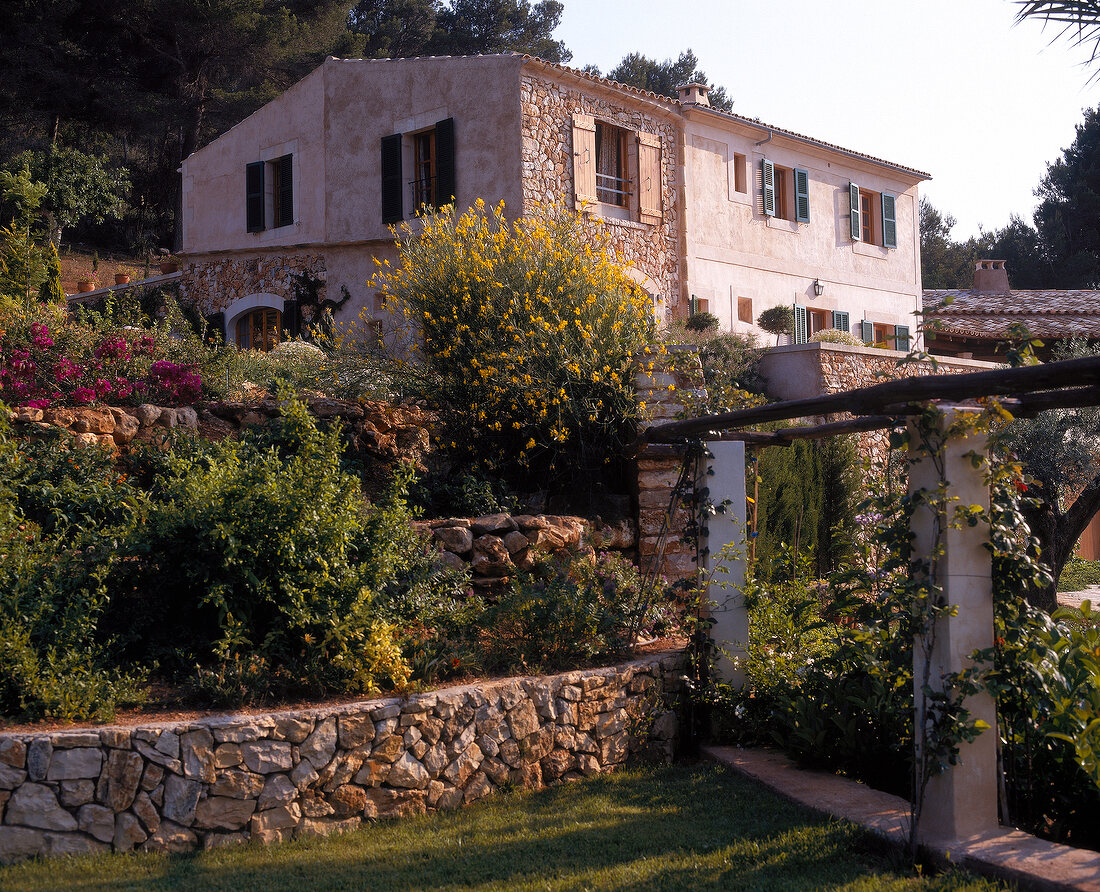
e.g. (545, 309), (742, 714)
(0, 763), (1008, 892)
(1058, 557), (1100, 592)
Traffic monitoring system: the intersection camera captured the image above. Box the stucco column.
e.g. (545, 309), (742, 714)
(908, 405), (998, 842)
(698, 439), (748, 685)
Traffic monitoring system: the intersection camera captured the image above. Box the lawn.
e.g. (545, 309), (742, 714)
(0, 763), (1007, 892)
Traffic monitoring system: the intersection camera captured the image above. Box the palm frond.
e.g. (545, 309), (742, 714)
(1016, 0), (1100, 66)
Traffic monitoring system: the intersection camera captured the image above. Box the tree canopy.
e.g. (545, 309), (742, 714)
(595, 50), (733, 112)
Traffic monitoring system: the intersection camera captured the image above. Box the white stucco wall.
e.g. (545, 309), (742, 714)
(681, 108), (926, 345)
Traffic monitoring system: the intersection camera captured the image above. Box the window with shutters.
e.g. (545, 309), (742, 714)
(761, 160), (807, 223)
(859, 320), (907, 349)
(236, 308), (281, 351)
(849, 183), (898, 249)
(381, 118), (455, 224)
(808, 308), (830, 336)
(245, 154), (293, 232)
(572, 114), (662, 225)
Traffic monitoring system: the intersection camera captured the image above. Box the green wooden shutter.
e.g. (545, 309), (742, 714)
(794, 168), (810, 222)
(761, 158), (775, 217)
(381, 133), (403, 224)
(246, 162), (264, 232)
(434, 118), (455, 207)
(881, 193), (897, 248)
(832, 310), (849, 332)
(894, 324), (910, 351)
(277, 154), (294, 228)
(860, 320), (874, 344)
(793, 304), (808, 344)
(849, 183), (861, 241)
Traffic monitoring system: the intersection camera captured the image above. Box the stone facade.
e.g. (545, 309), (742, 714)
(520, 72), (681, 313)
(180, 252), (326, 319)
(417, 512), (635, 590)
(0, 653), (682, 864)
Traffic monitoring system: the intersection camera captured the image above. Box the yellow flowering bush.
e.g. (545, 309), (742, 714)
(374, 201), (659, 490)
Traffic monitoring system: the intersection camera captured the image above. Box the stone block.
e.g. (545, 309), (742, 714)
(26, 740), (52, 781)
(59, 779), (95, 808)
(132, 792), (160, 834)
(211, 769), (264, 800)
(249, 802), (300, 835)
(214, 744), (242, 768)
(113, 812), (148, 852)
(362, 788), (426, 820)
(77, 804), (115, 842)
(273, 715), (313, 744)
(194, 796), (256, 831)
(0, 739), (25, 769)
(241, 740), (293, 774)
(327, 784), (366, 818)
(180, 729), (216, 783)
(5, 784), (77, 831)
(258, 774), (296, 810)
(141, 819), (198, 854)
(388, 752), (429, 790)
(162, 775), (201, 826)
(506, 700), (540, 741)
(299, 717), (337, 770)
(0, 764), (27, 790)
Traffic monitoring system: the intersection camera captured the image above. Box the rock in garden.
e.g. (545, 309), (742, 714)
(433, 525), (473, 554)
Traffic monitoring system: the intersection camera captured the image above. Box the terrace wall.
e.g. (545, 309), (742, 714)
(0, 652), (683, 863)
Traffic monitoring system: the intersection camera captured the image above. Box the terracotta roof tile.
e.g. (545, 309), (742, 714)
(923, 289), (1100, 339)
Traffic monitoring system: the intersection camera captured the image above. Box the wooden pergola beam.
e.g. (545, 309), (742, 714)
(644, 355), (1100, 442)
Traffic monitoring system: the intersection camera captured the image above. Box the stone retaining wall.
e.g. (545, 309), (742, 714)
(417, 513), (635, 590)
(0, 652), (683, 863)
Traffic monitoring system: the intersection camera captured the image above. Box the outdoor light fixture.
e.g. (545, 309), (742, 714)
(813, 279), (825, 297)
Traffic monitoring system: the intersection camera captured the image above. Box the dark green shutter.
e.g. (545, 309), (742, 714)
(277, 154), (294, 228)
(881, 193), (897, 248)
(849, 183), (861, 240)
(761, 159), (775, 217)
(246, 162), (264, 232)
(794, 168), (810, 222)
(435, 118), (455, 207)
(381, 133), (403, 224)
(860, 320), (874, 344)
(793, 304), (808, 344)
(894, 324), (910, 351)
(832, 310), (849, 332)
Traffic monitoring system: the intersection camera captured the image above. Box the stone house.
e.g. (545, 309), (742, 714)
(178, 54), (929, 351)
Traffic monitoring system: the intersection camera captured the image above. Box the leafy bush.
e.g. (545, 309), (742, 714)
(685, 311), (719, 331)
(478, 550), (675, 673)
(375, 200), (659, 492)
(1058, 557), (1100, 592)
(810, 328), (862, 346)
(111, 396), (411, 701)
(0, 412), (146, 721)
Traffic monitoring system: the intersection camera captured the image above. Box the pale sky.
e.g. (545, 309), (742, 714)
(555, 0), (1097, 240)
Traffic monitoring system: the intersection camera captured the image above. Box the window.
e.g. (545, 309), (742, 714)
(245, 154), (293, 233)
(859, 320), (909, 350)
(412, 130), (436, 211)
(236, 308), (281, 351)
(808, 308), (830, 336)
(572, 114), (662, 224)
(733, 153), (747, 194)
(595, 122), (629, 206)
(762, 160), (809, 222)
(849, 183), (897, 248)
(737, 296), (753, 323)
(381, 118), (456, 224)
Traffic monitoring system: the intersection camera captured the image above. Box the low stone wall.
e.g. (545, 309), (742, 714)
(417, 512), (635, 589)
(0, 652), (683, 864)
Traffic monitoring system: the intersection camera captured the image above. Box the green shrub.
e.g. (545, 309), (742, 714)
(685, 311), (719, 332)
(810, 328), (862, 346)
(112, 396), (410, 701)
(375, 200), (659, 493)
(478, 550), (675, 674)
(1058, 557), (1100, 592)
(0, 412), (146, 721)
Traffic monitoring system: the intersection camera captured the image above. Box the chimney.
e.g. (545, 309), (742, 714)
(676, 82), (711, 107)
(973, 259), (1010, 292)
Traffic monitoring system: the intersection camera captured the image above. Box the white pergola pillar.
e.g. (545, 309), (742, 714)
(698, 440), (748, 685)
(908, 405), (999, 841)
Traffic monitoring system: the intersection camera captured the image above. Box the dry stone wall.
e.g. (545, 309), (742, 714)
(520, 71), (681, 314)
(0, 653), (682, 863)
(418, 512), (635, 590)
(180, 252), (326, 317)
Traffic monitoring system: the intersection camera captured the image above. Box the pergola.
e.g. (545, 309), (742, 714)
(640, 354), (1100, 846)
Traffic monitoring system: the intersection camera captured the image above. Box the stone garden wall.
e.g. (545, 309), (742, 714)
(0, 652), (683, 863)
(417, 513), (635, 590)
